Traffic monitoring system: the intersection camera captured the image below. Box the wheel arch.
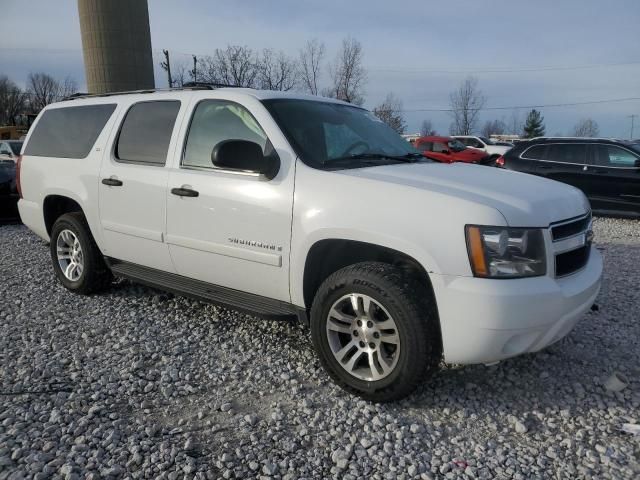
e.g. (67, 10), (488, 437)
(43, 194), (85, 236)
(301, 238), (440, 326)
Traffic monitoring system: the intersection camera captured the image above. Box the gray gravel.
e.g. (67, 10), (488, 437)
(1, 217), (639, 479)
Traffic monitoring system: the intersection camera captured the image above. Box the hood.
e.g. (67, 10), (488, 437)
(339, 162), (589, 226)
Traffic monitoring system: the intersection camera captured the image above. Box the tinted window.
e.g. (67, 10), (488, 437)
(547, 144), (587, 164)
(116, 101), (180, 165)
(24, 104), (116, 158)
(183, 100), (267, 169)
(521, 145), (548, 160)
(8, 142), (23, 155)
(594, 145), (639, 167)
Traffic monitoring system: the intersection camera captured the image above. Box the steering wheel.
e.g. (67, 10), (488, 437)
(342, 141), (370, 156)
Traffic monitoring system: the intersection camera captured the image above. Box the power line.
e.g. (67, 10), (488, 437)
(368, 60), (640, 75)
(400, 97), (640, 113)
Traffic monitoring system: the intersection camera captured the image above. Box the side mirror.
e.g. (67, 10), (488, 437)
(635, 159), (640, 168)
(211, 140), (280, 180)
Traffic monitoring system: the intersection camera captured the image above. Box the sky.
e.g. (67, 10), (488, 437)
(2, 0), (639, 137)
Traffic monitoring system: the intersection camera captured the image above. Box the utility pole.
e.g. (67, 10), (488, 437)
(192, 55), (198, 83)
(161, 49), (173, 88)
(628, 114), (637, 140)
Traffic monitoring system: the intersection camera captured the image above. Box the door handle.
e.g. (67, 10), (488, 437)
(102, 177), (123, 186)
(171, 187), (199, 197)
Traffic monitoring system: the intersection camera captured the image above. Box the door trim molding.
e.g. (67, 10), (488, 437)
(165, 234), (282, 267)
(102, 221), (163, 242)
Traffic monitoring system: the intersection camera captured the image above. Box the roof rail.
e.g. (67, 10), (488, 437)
(62, 83), (243, 101)
(529, 136), (616, 141)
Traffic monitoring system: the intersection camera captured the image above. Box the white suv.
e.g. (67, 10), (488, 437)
(18, 87), (602, 401)
(454, 135), (512, 159)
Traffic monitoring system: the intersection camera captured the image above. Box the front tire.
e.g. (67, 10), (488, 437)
(50, 212), (112, 294)
(310, 262), (441, 402)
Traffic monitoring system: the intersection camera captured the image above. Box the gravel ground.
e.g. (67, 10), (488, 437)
(0, 218), (639, 480)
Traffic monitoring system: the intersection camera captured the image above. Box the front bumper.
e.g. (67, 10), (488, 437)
(432, 245), (602, 364)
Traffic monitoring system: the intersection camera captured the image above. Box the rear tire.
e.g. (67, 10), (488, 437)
(50, 212), (112, 294)
(310, 262), (441, 402)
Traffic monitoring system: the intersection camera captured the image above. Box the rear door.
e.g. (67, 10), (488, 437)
(535, 143), (591, 192)
(99, 99), (184, 271)
(586, 144), (640, 214)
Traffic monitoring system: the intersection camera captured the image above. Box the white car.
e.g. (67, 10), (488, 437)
(454, 135), (512, 159)
(18, 87), (601, 401)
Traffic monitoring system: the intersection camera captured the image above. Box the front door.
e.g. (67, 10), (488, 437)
(99, 100), (183, 271)
(536, 143), (591, 193)
(585, 144), (640, 214)
(165, 98), (295, 302)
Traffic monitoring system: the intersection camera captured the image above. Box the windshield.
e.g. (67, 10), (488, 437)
(8, 142), (23, 155)
(479, 136), (494, 145)
(447, 139), (466, 152)
(262, 99), (422, 169)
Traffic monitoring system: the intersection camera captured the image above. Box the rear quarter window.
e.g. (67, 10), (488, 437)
(23, 104), (116, 159)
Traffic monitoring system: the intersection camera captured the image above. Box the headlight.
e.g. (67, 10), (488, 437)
(465, 225), (546, 278)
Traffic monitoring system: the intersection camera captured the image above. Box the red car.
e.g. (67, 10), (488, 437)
(414, 136), (489, 164)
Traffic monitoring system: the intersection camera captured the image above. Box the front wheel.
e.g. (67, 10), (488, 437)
(310, 262), (441, 402)
(50, 212), (112, 294)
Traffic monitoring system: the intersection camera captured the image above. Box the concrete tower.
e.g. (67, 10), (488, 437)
(78, 0), (155, 94)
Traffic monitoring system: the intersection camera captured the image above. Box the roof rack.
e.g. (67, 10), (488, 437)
(63, 82), (243, 101)
(529, 136), (616, 141)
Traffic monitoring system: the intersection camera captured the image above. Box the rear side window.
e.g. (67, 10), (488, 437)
(116, 101), (181, 165)
(521, 145), (547, 160)
(547, 144), (587, 164)
(432, 142), (448, 153)
(24, 104), (116, 158)
(417, 141), (433, 152)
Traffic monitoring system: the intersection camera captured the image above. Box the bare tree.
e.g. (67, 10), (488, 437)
(419, 119), (436, 136)
(572, 118), (600, 137)
(448, 76), (486, 135)
(257, 49), (298, 91)
(0, 76), (26, 125)
(372, 93), (406, 134)
(324, 37), (366, 105)
(200, 45), (259, 87)
(26, 73), (78, 112)
(481, 119), (506, 138)
(508, 110), (524, 135)
(299, 39), (325, 95)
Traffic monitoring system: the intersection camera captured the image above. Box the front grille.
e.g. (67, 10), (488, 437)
(551, 213), (592, 241)
(555, 245), (590, 277)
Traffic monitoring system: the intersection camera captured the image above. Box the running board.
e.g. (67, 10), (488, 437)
(107, 259), (299, 318)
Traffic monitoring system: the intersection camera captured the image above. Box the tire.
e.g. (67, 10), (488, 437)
(50, 212), (112, 295)
(310, 262), (441, 402)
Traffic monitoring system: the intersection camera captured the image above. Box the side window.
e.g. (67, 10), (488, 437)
(116, 101), (181, 166)
(0, 143), (9, 155)
(547, 144), (587, 164)
(521, 145), (547, 160)
(593, 145), (638, 168)
(432, 142), (448, 153)
(183, 100), (267, 169)
(417, 141), (433, 152)
(23, 104), (116, 158)
(471, 138), (484, 148)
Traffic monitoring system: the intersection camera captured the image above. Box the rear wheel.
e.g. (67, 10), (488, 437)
(310, 262), (441, 402)
(50, 212), (112, 294)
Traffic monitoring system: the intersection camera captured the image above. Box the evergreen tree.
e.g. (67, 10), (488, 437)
(523, 109), (545, 138)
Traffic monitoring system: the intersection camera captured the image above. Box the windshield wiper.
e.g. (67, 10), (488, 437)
(330, 152), (424, 164)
